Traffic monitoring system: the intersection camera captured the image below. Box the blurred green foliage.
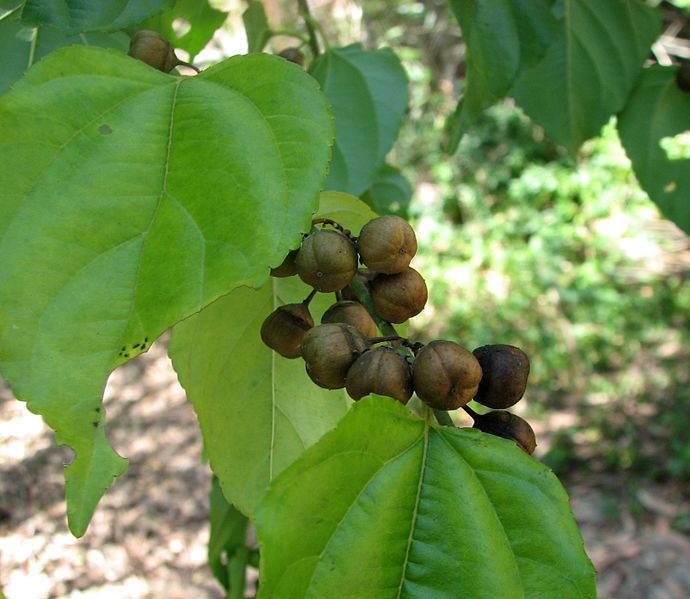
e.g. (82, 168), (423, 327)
(338, 0), (690, 487)
(396, 87), (690, 483)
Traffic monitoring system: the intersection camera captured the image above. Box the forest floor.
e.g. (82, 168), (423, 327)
(1, 339), (690, 599)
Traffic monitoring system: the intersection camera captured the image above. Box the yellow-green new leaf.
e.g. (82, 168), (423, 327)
(169, 193), (378, 516)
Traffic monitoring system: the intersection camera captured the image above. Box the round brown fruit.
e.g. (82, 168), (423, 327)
(296, 229), (358, 292)
(473, 410), (537, 454)
(321, 301), (377, 339)
(472, 344), (530, 409)
(370, 267), (428, 323)
(300, 323), (368, 389)
(278, 47), (305, 66)
(345, 347), (413, 404)
(413, 340), (482, 410)
(260, 303), (314, 358)
(357, 215), (417, 274)
(128, 30), (197, 73)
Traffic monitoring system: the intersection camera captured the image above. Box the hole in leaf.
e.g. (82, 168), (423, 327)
(172, 17), (191, 37)
(660, 131), (690, 161)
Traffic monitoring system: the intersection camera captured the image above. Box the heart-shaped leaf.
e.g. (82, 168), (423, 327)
(446, 0), (557, 152)
(310, 44), (408, 195)
(21, 0), (174, 33)
(256, 398), (596, 598)
(169, 193), (378, 516)
(618, 65), (690, 234)
(0, 45), (332, 535)
(511, 0), (659, 155)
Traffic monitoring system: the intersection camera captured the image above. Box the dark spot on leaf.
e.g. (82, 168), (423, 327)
(144, 337), (149, 342)
(132, 343), (140, 349)
(98, 124), (112, 135)
(121, 346), (126, 351)
(92, 421), (99, 428)
(124, 353), (129, 358)
(95, 407), (101, 413)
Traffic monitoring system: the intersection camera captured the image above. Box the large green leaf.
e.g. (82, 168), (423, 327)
(256, 398), (596, 598)
(169, 192), (378, 517)
(511, 0), (660, 155)
(310, 43), (408, 196)
(20, 0), (174, 33)
(138, 0), (228, 61)
(0, 46), (332, 535)
(446, 0), (557, 152)
(618, 66), (690, 233)
(0, 10), (128, 95)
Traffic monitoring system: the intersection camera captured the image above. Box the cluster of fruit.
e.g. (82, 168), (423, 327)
(261, 215), (536, 454)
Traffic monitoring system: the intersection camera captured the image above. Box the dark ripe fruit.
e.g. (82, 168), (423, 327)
(296, 229), (358, 292)
(370, 267), (428, 323)
(321, 301), (378, 338)
(345, 347), (413, 403)
(472, 344), (530, 409)
(300, 323), (368, 389)
(677, 61), (690, 92)
(473, 410), (537, 454)
(278, 47), (305, 66)
(260, 303), (314, 358)
(128, 30), (196, 73)
(358, 215), (417, 274)
(270, 249), (298, 278)
(413, 340), (482, 410)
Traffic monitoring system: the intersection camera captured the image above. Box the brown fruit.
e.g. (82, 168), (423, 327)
(472, 345), (530, 409)
(296, 229), (358, 292)
(270, 249), (299, 277)
(473, 410), (537, 454)
(358, 215), (417, 274)
(413, 340), (482, 410)
(300, 323), (368, 389)
(321, 301), (377, 338)
(260, 303), (314, 358)
(345, 347), (413, 403)
(370, 267), (428, 323)
(128, 30), (197, 73)
(278, 47), (305, 66)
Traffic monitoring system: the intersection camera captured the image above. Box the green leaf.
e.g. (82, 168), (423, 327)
(310, 43), (408, 195)
(0, 46), (333, 535)
(243, 0), (271, 54)
(255, 398), (596, 598)
(511, 0), (660, 155)
(138, 0), (228, 61)
(0, 11), (128, 95)
(446, 0), (558, 152)
(208, 476), (249, 592)
(618, 66), (690, 233)
(21, 0), (174, 33)
(169, 192), (378, 517)
(360, 163), (412, 218)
